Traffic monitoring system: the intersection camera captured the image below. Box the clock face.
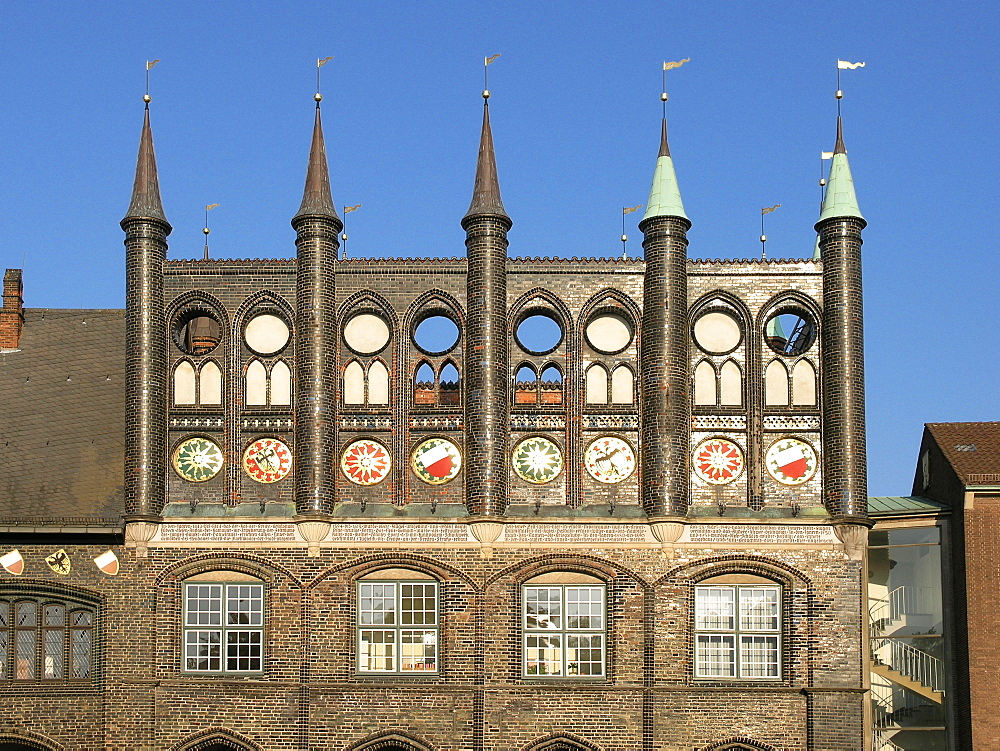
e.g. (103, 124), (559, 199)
(584, 436), (636, 484)
(242, 438), (292, 483)
(693, 438), (745, 485)
(765, 438), (818, 485)
(341, 439), (392, 486)
(512, 436), (564, 485)
(411, 438), (462, 485)
(172, 437), (224, 482)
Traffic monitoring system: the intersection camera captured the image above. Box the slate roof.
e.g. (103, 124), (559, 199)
(0, 309), (125, 526)
(926, 422), (1000, 485)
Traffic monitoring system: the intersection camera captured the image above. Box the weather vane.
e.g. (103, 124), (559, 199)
(203, 204), (219, 260)
(342, 204), (361, 260)
(622, 205), (642, 259)
(760, 204), (781, 259)
(144, 59), (160, 105)
(483, 53), (501, 99)
(661, 58), (689, 116)
(835, 59), (865, 115)
(316, 56), (333, 103)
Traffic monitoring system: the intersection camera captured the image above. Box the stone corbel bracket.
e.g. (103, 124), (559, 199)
(469, 519), (504, 559)
(649, 520), (685, 558)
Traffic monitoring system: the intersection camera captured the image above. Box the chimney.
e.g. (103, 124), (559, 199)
(1, 269), (24, 350)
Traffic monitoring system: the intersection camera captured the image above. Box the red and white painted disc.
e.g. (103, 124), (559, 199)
(242, 438), (293, 483)
(341, 439), (392, 486)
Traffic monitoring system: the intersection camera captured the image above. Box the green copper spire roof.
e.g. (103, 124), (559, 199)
(642, 119), (687, 221)
(819, 117), (863, 222)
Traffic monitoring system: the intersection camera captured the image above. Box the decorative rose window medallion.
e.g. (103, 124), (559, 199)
(341, 439), (392, 486)
(692, 438), (745, 485)
(242, 438), (292, 483)
(584, 436), (636, 484)
(512, 436), (564, 484)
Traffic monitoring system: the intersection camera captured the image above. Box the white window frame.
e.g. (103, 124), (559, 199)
(183, 582), (264, 674)
(357, 580), (439, 675)
(694, 584), (781, 680)
(523, 584), (605, 679)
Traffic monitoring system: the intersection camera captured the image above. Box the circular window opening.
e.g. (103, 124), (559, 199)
(765, 311), (816, 356)
(585, 313), (633, 355)
(693, 311), (742, 355)
(244, 313), (290, 355)
(515, 313), (563, 355)
(413, 315), (460, 356)
(344, 313), (391, 355)
(174, 311), (221, 356)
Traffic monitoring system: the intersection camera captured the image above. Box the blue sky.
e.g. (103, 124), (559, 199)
(0, 1), (997, 496)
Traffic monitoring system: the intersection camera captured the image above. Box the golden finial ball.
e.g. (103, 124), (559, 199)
(835, 89), (843, 100)
(341, 233), (348, 242)
(143, 94), (151, 104)
(819, 178), (827, 187)
(760, 234), (767, 243)
(203, 227), (210, 236)
(621, 234), (628, 243)
(482, 89), (490, 100)
(660, 92), (668, 102)
(315, 92), (323, 102)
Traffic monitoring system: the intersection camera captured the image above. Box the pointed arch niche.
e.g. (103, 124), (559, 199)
(405, 291), (464, 411)
(689, 297), (748, 410)
(580, 291), (639, 410)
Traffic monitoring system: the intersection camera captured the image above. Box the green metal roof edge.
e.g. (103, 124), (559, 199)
(868, 496), (950, 515)
(643, 154), (688, 221)
(819, 152), (863, 222)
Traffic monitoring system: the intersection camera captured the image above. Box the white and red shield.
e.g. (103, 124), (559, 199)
(765, 438), (818, 485)
(411, 438), (462, 484)
(94, 549), (120, 576)
(1, 549), (24, 576)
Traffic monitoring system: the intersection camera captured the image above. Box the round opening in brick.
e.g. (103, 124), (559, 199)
(764, 311), (816, 356)
(173, 311), (221, 356)
(515, 312), (563, 355)
(413, 315), (460, 355)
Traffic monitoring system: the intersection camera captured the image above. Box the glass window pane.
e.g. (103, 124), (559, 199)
(400, 630), (437, 672)
(696, 587), (735, 631)
(0, 601), (8, 627)
(525, 587), (562, 630)
(186, 585), (222, 626)
(227, 584), (263, 626)
(525, 633), (562, 676)
(566, 587), (603, 630)
(71, 629), (91, 678)
(359, 629), (396, 672)
(400, 583), (436, 626)
(16, 630), (35, 679)
(185, 630), (221, 672)
(72, 610), (93, 627)
(17, 601), (36, 627)
(43, 630), (64, 679)
(566, 634), (604, 676)
(740, 635), (780, 678)
(696, 634), (735, 678)
(44, 605), (65, 626)
(359, 583), (396, 626)
(739, 588), (780, 631)
(0, 631), (7, 679)
(225, 630), (262, 672)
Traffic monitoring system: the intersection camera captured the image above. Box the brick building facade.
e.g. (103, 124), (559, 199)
(0, 87), (871, 750)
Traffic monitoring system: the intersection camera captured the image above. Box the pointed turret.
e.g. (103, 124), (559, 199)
(121, 100), (171, 519)
(639, 116), (692, 519)
(816, 116), (868, 521)
(292, 99), (342, 517)
(462, 94), (511, 519)
(123, 105), (169, 225)
(642, 119), (687, 222)
(294, 105), (340, 222)
(463, 99), (509, 221)
(819, 118), (863, 222)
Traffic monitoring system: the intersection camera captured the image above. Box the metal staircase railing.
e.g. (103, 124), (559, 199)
(872, 728), (904, 751)
(872, 637), (944, 694)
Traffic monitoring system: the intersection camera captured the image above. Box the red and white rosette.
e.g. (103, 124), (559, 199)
(692, 438), (745, 485)
(341, 439), (392, 486)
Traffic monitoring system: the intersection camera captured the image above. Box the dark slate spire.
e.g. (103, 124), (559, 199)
(123, 105), (168, 225)
(293, 105), (340, 222)
(659, 117), (671, 157)
(463, 100), (509, 221)
(834, 115), (847, 155)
